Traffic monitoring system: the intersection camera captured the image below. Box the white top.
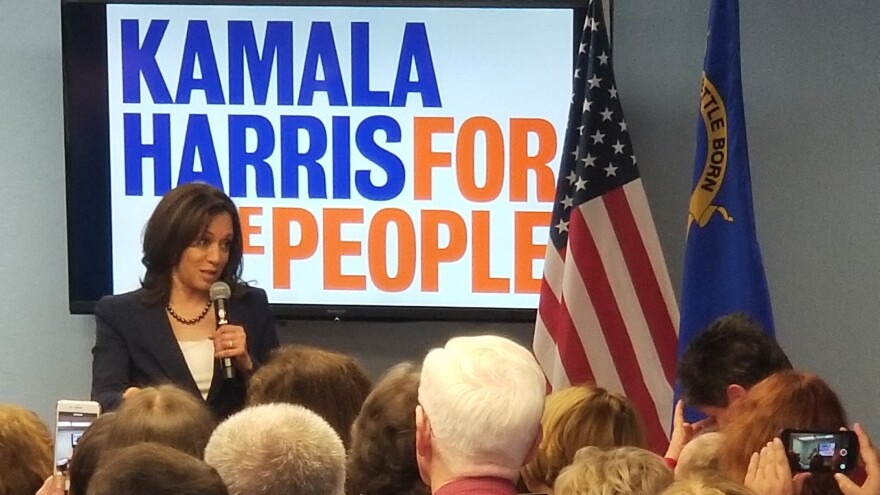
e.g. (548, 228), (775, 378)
(177, 339), (214, 399)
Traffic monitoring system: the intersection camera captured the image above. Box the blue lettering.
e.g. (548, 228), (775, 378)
(229, 115), (276, 198)
(178, 114), (224, 189)
(123, 113), (171, 195)
(392, 23), (441, 107)
(176, 21), (225, 104)
(351, 23), (389, 107)
(121, 19), (172, 104)
(228, 21), (294, 105)
(354, 116), (404, 201)
(298, 22), (347, 106)
(332, 116), (351, 199)
(280, 116), (327, 198)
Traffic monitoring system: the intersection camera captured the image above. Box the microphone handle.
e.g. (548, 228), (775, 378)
(216, 300), (235, 380)
(221, 358), (235, 379)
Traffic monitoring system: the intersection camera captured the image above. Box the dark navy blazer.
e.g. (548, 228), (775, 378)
(90, 286), (279, 419)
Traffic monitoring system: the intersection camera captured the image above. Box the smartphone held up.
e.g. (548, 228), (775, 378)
(780, 429), (858, 473)
(54, 400), (100, 472)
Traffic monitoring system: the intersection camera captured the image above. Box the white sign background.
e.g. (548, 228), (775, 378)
(106, 4), (572, 309)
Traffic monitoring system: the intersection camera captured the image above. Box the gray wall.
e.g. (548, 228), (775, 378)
(613, 0), (880, 427)
(1, 1), (877, 433)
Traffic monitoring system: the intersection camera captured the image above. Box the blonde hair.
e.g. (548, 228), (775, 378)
(675, 432), (724, 480)
(554, 446), (673, 495)
(661, 475), (757, 495)
(0, 404), (54, 495)
(522, 385), (647, 490)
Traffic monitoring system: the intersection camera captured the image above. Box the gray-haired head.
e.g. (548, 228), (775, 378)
(204, 403), (345, 495)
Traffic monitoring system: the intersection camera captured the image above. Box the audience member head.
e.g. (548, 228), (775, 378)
(247, 344), (372, 448)
(140, 182), (244, 304)
(68, 412), (118, 495)
(347, 362), (428, 495)
(109, 384), (216, 457)
(660, 474), (757, 495)
(204, 403), (345, 495)
(554, 446), (674, 495)
(0, 404), (53, 495)
(416, 335), (546, 486)
(521, 384), (647, 494)
(86, 443), (228, 495)
(675, 432), (724, 481)
(677, 313), (792, 425)
(722, 370), (847, 494)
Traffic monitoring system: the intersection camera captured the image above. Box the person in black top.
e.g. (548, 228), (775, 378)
(91, 182), (279, 418)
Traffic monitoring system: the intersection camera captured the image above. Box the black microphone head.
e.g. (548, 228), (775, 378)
(209, 281), (231, 302)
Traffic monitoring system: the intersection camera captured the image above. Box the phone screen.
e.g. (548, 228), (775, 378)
(54, 410), (99, 466)
(783, 431), (857, 473)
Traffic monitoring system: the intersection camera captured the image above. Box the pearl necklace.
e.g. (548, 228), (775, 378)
(166, 300), (212, 325)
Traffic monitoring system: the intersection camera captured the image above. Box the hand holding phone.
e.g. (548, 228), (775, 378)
(835, 423), (880, 495)
(780, 429), (858, 474)
(745, 438), (813, 495)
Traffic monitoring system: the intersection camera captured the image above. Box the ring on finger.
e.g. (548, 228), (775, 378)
(226, 339), (233, 349)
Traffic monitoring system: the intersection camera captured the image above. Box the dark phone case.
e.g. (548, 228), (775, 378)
(779, 429), (858, 474)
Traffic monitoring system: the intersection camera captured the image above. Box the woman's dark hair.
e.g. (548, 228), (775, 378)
(677, 312), (792, 407)
(247, 345), (372, 449)
(346, 362), (428, 495)
(140, 182), (243, 304)
(86, 443), (229, 495)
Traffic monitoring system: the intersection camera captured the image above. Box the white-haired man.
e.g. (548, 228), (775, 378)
(204, 403), (345, 495)
(415, 335), (546, 495)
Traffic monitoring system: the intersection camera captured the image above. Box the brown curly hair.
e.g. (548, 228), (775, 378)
(346, 363), (428, 495)
(0, 404), (53, 495)
(247, 345), (372, 449)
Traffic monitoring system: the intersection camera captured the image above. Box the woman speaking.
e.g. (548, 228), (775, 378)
(91, 183), (280, 418)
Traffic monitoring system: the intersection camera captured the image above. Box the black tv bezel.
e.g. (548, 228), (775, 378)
(62, 0), (590, 322)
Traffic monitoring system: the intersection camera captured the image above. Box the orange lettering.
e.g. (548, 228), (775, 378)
(239, 207), (264, 255)
(413, 117), (454, 200)
(471, 211), (509, 293)
(420, 210), (467, 292)
(323, 208), (366, 290)
(509, 118), (557, 202)
(514, 211), (550, 293)
(368, 208), (416, 292)
(456, 117), (504, 202)
(272, 208), (318, 289)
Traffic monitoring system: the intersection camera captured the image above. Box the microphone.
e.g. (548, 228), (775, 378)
(210, 281), (235, 380)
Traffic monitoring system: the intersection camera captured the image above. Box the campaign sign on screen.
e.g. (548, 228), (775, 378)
(106, 5), (572, 309)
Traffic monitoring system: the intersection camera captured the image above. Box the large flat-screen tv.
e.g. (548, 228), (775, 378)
(62, 0), (589, 321)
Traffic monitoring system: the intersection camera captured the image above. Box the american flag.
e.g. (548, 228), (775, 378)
(532, 0), (679, 453)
